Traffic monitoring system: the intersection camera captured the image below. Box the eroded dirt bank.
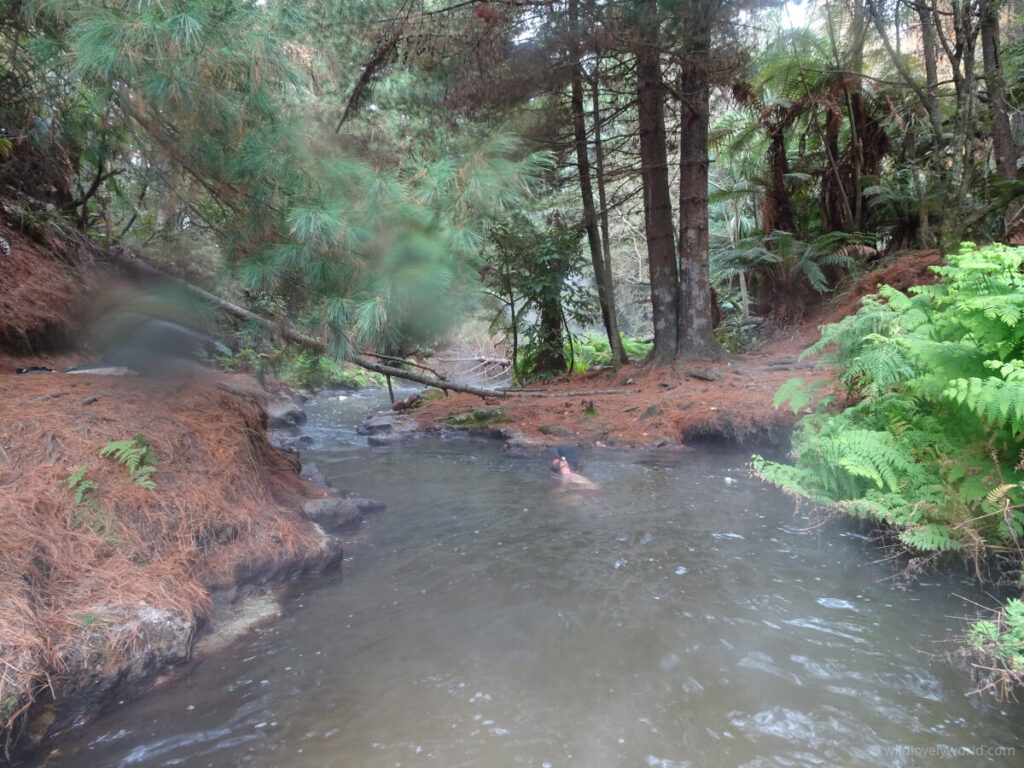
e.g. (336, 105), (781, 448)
(0, 369), (343, 759)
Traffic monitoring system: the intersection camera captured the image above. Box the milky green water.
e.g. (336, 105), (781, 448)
(32, 390), (1023, 767)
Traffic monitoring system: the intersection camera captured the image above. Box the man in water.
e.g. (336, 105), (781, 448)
(550, 455), (598, 489)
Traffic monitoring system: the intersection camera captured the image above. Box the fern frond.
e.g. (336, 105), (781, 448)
(67, 465), (88, 489)
(944, 377), (1024, 433)
(99, 434), (158, 489)
(773, 377), (826, 413)
(832, 428), (915, 492)
(985, 483), (1017, 505)
(899, 523), (963, 552)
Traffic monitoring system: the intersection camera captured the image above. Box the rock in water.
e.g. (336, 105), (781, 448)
(301, 498), (363, 532)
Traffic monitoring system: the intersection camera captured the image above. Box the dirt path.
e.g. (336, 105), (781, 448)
(412, 327), (826, 449)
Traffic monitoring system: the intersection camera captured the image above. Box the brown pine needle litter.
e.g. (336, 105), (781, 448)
(0, 369), (328, 745)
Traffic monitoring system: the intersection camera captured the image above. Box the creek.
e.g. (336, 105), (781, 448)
(33, 388), (1023, 767)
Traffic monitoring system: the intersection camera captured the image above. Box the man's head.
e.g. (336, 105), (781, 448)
(551, 456), (569, 474)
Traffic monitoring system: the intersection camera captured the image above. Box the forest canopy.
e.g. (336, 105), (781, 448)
(0, 0), (1021, 368)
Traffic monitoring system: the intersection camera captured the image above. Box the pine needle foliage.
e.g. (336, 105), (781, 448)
(754, 244), (1024, 568)
(5, 0), (552, 360)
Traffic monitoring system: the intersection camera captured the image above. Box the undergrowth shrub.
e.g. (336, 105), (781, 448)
(968, 598), (1024, 695)
(567, 333), (653, 372)
(516, 332), (652, 380)
(752, 243), (1024, 686)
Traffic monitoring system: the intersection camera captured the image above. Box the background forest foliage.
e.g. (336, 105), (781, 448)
(3, 0), (1022, 371)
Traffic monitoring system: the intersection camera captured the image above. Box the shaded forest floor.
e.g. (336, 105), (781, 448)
(414, 251), (945, 450)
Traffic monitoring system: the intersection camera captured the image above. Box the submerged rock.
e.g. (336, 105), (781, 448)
(347, 497), (387, 514)
(301, 495), (387, 533)
(196, 594), (281, 655)
(301, 497), (363, 532)
(269, 432), (314, 453)
(300, 460), (331, 487)
(357, 412), (418, 444)
(538, 424), (571, 437)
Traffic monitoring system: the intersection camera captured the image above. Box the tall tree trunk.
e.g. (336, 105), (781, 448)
(937, 0), (981, 253)
(592, 61), (616, 312)
(591, 46), (627, 364)
(980, 0), (1018, 232)
(821, 0), (856, 232)
(868, 0), (937, 246)
(841, 0), (869, 231)
(537, 297), (567, 374)
(868, 0), (977, 253)
(676, 14), (723, 361)
(848, 0), (867, 231)
(570, 0), (626, 368)
(635, 2), (678, 366)
(915, 1), (946, 147)
(764, 128), (796, 234)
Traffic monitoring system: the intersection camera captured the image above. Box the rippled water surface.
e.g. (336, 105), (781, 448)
(34, 389), (1023, 767)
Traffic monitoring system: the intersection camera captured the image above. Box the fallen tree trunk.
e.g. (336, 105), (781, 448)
(100, 246), (642, 400)
(495, 389), (636, 397)
(99, 246), (510, 400)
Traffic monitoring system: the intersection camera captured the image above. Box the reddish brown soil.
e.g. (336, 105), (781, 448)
(414, 252), (947, 450)
(414, 328), (823, 448)
(0, 226), (89, 355)
(823, 250), (944, 324)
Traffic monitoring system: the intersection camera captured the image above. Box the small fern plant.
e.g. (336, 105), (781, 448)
(67, 465), (115, 540)
(100, 434), (158, 490)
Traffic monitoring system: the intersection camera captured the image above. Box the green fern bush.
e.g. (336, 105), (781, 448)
(753, 243), (1024, 680)
(568, 333), (653, 373)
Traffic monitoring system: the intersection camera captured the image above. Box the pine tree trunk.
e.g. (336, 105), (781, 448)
(592, 60), (616, 326)
(635, 2), (678, 366)
(676, 8), (723, 361)
(570, 0), (626, 368)
(980, 0), (1018, 232)
(537, 297), (567, 374)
